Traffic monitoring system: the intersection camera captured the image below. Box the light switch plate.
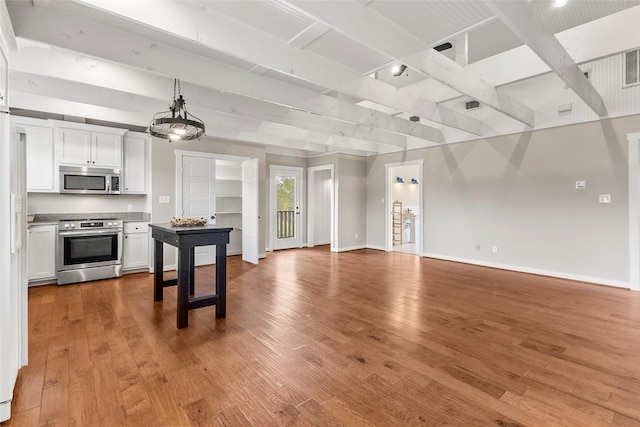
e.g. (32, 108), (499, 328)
(576, 180), (586, 190)
(159, 196), (171, 204)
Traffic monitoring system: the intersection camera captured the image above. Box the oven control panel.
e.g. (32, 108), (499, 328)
(59, 219), (123, 229)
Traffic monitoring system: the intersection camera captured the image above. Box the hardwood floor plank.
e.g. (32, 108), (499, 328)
(4, 249), (640, 426)
(214, 405), (254, 427)
(38, 382), (69, 427)
(147, 383), (192, 426)
(68, 366), (100, 427)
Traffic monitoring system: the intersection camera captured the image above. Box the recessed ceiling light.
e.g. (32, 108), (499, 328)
(553, 0), (568, 7)
(392, 64), (407, 77)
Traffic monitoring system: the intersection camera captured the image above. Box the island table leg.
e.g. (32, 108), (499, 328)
(153, 239), (164, 302)
(177, 248), (192, 329)
(215, 243), (227, 319)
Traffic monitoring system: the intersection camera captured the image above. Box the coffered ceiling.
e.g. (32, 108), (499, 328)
(4, 0), (640, 156)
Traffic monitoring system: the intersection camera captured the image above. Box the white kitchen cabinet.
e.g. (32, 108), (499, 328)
(123, 222), (149, 270)
(12, 117), (56, 192)
(57, 126), (123, 168)
(28, 224), (57, 282)
(92, 132), (123, 167)
(122, 132), (148, 194)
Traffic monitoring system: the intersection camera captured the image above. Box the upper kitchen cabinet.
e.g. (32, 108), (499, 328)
(122, 131), (148, 194)
(55, 122), (126, 169)
(12, 116), (56, 192)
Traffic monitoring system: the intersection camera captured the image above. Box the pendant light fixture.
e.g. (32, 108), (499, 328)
(148, 79), (205, 141)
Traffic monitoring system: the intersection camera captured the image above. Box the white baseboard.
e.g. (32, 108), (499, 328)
(336, 244), (366, 253)
(259, 253), (266, 259)
(422, 253), (630, 289)
(366, 244), (387, 251)
(161, 264), (177, 272)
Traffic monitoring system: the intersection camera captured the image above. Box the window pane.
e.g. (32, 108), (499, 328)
(276, 176), (295, 239)
(625, 50), (638, 85)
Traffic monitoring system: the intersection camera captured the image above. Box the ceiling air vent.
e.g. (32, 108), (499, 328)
(624, 49), (639, 86)
(409, 116), (420, 122)
(465, 100), (480, 110)
(434, 42), (453, 52)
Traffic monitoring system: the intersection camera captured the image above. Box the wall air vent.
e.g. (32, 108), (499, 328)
(624, 49), (639, 86)
(465, 100), (480, 110)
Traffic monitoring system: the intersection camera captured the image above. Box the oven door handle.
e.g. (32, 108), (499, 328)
(59, 229), (122, 237)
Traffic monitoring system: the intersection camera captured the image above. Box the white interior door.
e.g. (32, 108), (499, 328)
(182, 155), (216, 266)
(242, 158), (259, 264)
(271, 166), (302, 250)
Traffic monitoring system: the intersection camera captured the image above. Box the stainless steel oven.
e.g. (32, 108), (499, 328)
(57, 219), (123, 285)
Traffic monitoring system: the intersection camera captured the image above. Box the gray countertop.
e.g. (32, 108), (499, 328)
(29, 211), (151, 224)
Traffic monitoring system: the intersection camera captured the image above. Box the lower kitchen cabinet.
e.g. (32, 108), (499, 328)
(28, 224), (57, 282)
(123, 222), (149, 270)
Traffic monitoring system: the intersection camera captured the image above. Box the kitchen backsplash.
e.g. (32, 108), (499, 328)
(28, 193), (150, 215)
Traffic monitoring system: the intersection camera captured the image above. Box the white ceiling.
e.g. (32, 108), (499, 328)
(3, 0), (640, 157)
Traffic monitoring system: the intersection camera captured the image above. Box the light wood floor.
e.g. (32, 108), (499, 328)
(3, 247), (640, 426)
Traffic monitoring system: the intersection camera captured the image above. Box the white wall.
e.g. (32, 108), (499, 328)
(367, 114), (639, 288)
(337, 155), (366, 250)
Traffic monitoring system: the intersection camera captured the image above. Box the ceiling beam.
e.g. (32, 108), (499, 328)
(9, 71), (388, 156)
(10, 91), (377, 157)
(71, 0), (363, 88)
(404, 49), (535, 126)
(6, 2), (445, 144)
(484, 0), (607, 118)
(288, 0), (535, 127)
(339, 75), (484, 136)
(9, 45), (410, 149)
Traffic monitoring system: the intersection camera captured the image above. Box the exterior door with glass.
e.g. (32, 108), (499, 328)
(271, 166), (302, 250)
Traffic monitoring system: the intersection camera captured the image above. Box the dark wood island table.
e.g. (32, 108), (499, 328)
(149, 223), (233, 328)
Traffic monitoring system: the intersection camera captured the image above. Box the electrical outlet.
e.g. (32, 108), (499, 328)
(599, 194), (611, 203)
(475, 244), (481, 251)
(381, 197), (385, 204)
(127, 204), (133, 212)
(492, 245), (498, 254)
(159, 196), (170, 204)
(355, 233), (358, 239)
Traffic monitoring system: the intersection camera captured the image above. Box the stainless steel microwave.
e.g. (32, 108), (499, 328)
(59, 166), (120, 195)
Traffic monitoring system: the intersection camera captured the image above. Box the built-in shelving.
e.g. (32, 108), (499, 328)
(216, 160), (242, 255)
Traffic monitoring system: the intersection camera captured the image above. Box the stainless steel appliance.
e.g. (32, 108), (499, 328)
(59, 166), (120, 195)
(57, 219), (123, 285)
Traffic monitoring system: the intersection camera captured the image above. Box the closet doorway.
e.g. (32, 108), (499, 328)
(386, 161), (423, 255)
(307, 164), (335, 251)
